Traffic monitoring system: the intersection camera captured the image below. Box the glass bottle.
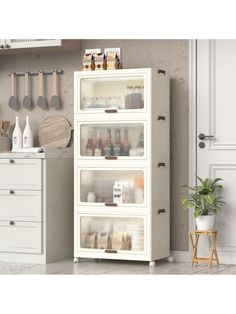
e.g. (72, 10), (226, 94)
(104, 128), (113, 156)
(23, 116), (33, 148)
(121, 129), (131, 156)
(94, 130), (103, 156)
(86, 130), (94, 156)
(12, 116), (23, 149)
(113, 128), (121, 156)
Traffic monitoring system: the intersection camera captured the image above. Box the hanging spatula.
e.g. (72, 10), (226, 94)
(22, 72), (33, 110)
(8, 72), (20, 111)
(51, 70), (61, 109)
(36, 71), (47, 109)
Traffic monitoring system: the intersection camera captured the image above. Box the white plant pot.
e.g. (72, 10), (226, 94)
(195, 214), (216, 230)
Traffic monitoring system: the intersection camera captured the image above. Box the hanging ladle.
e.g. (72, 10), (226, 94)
(22, 71), (33, 110)
(8, 72), (20, 111)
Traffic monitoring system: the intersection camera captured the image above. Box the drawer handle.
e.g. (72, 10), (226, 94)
(158, 162), (166, 168)
(158, 116), (166, 121)
(9, 159), (15, 164)
(9, 220), (15, 225)
(105, 109), (118, 113)
(105, 202), (118, 207)
(158, 209), (166, 214)
(105, 156), (117, 160)
(105, 249), (118, 254)
(9, 190), (15, 195)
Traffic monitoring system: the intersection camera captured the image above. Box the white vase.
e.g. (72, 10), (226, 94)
(12, 116), (22, 149)
(23, 116), (33, 148)
(195, 214), (216, 230)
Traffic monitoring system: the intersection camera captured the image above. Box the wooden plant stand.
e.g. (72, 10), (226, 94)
(189, 230), (220, 269)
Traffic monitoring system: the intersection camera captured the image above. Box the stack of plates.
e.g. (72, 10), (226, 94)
(130, 224), (144, 251)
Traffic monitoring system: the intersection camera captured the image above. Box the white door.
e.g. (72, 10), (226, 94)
(197, 39), (236, 263)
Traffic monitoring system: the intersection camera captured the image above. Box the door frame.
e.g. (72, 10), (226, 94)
(188, 40), (236, 264)
(188, 40), (197, 239)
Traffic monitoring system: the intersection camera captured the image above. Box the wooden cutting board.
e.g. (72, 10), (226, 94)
(38, 115), (72, 148)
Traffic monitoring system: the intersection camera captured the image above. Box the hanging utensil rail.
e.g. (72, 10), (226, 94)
(8, 70), (63, 76)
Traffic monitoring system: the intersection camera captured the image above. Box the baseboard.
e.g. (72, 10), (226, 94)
(171, 250), (236, 265)
(171, 250), (190, 263)
(216, 251), (236, 265)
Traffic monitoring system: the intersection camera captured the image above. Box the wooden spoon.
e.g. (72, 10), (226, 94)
(22, 72), (33, 110)
(51, 70), (61, 109)
(36, 71), (47, 109)
(8, 72), (20, 111)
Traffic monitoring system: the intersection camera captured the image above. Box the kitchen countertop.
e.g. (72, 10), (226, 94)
(0, 147), (73, 159)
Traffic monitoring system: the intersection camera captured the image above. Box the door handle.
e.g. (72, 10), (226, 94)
(198, 133), (214, 141)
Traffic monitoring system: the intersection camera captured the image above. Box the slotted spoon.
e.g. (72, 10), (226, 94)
(36, 71), (47, 109)
(8, 72), (20, 111)
(22, 72), (33, 110)
(51, 70), (61, 109)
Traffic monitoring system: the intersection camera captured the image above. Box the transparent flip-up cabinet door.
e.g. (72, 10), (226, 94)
(77, 121), (146, 160)
(76, 215), (146, 254)
(77, 71), (149, 114)
(77, 168), (146, 207)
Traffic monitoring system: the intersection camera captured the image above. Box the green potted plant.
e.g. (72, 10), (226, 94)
(182, 177), (225, 230)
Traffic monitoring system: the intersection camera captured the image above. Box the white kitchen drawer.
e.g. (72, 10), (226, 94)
(75, 213), (147, 255)
(0, 159), (42, 190)
(0, 221), (42, 254)
(75, 120), (147, 161)
(0, 190), (42, 221)
(75, 166), (147, 208)
(74, 69), (150, 115)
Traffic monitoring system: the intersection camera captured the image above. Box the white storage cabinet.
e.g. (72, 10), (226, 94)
(74, 68), (170, 266)
(0, 39), (80, 51)
(0, 149), (73, 263)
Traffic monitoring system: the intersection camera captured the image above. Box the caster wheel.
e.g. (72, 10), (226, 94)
(74, 257), (80, 263)
(149, 261), (156, 267)
(167, 256), (174, 263)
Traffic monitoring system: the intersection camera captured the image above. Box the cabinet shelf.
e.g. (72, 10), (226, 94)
(74, 68), (170, 264)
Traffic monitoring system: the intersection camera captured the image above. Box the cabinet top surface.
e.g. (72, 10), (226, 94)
(74, 68), (153, 76)
(0, 147), (73, 159)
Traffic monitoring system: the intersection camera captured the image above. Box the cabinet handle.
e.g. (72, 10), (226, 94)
(158, 162), (166, 168)
(9, 190), (15, 195)
(9, 159), (15, 164)
(158, 69), (166, 75)
(158, 209), (166, 214)
(5, 44), (10, 49)
(158, 116), (166, 121)
(9, 221), (15, 225)
(105, 109), (117, 113)
(105, 202), (118, 207)
(105, 156), (117, 160)
(105, 249), (118, 254)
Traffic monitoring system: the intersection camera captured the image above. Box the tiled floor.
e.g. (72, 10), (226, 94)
(0, 258), (236, 274)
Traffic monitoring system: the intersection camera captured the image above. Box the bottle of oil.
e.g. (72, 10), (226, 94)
(86, 130), (94, 156)
(94, 130), (103, 156)
(122, 129), (131, 156)
(104, 128), (113, 156)
(113, 128), (121, 156)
